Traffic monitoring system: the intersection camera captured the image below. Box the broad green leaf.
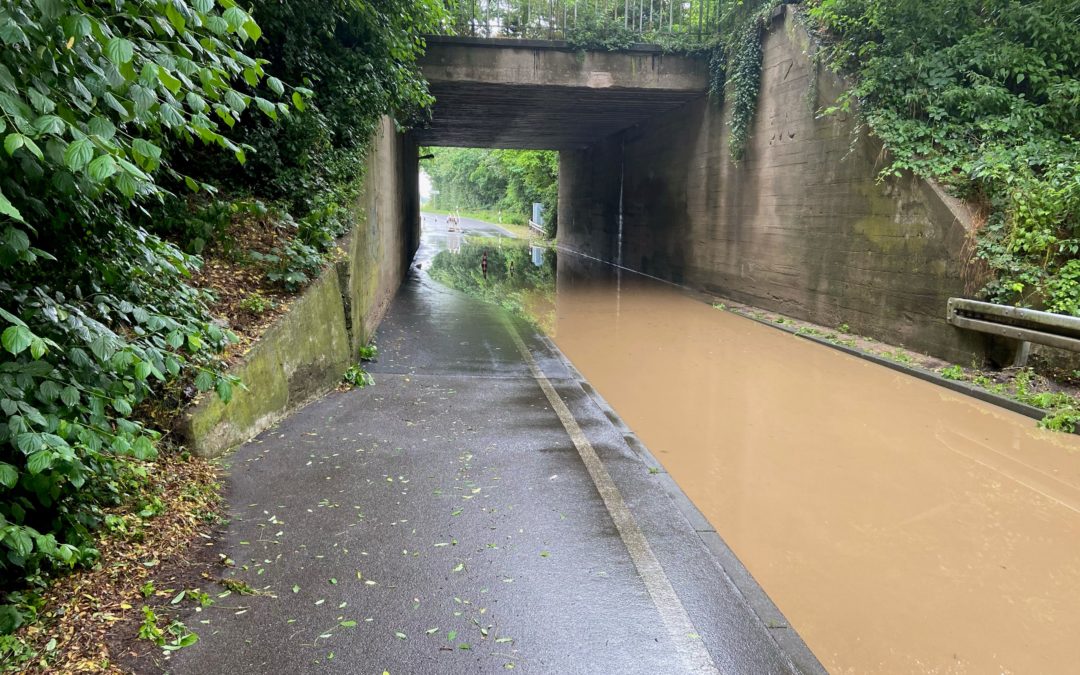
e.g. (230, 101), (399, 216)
(165, 3), (187, 31)
(115, 172), (138, 198)
(223, 7), (247, 30)
(64, 138), (94, 171)
(132, 138), (162, 160)
(254, 97), (276, 120)
(158, 67), (183, 95)
(2, 325), (33, 355)
(7, 529), (32, 558)
(292, 92), (306, 111)
(135, 361), (152, 381)
(0, 462), (17, 488)
(0, 307), (25, 327)
(4, 133), (24, 156)
(15, 432), (39, 454)
(27, 89), (55, 114)
(1, 226), (29, 252)
(160, 103), (184, 127)
(20, 136), (43, 160)
(0, 190), (23, 222)
(29, 337), (45, 359)
(112, 397), (132, 416)
(266, 76), (284, 96)
(89, 334), (116, 361)
(104, 37), (134, 65)
(87, 154), (117, 181)
(224, 90), (247, 112)
(243, 19), (262, 42)
(33, 115), (65, 135)
(27, 450), (53, 475)
(88, 116), (116, 140)
(60, 385), (79, 407)
(133, 436), (156, 460)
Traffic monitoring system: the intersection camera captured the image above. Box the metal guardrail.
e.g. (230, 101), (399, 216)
(946, 297), (1080, 365)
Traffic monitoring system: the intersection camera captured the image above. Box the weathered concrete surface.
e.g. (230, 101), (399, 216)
(168, 225), (821, 675)
(183, 117), (419, 457)
(558, 133), (625, 263)
(342, 117), (421, 354)
(414, 36), (707, 149)
(182, 269), (351, 457)
(558, 7), (984, 363)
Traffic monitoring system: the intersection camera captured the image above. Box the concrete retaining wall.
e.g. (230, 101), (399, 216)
(559, 7), (984, 362)
(183, 118), (419, 457)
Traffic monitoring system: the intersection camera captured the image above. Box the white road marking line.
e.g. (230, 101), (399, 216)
(504, 320), (721, 675)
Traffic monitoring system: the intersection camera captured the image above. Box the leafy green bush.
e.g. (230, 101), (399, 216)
(939, 365), (966, 381)
(342, 365), (374, 388)
(176, 0), (443, 214)
(238, 292), (275, 315)
(0, 0), (290, 632)
(250, 239), (324, 291)
(565, 15), (639, 51)
(151, 198), (271, 255)
(807, 0), (1080, 314)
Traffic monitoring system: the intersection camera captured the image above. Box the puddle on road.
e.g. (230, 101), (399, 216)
(428, 229), (1080, 674)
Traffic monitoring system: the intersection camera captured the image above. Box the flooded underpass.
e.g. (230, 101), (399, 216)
(427, 218), (1080, 674)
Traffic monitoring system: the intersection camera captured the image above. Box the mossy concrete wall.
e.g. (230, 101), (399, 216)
(559, 6), (984, 363)
(183, 117), (418, 457)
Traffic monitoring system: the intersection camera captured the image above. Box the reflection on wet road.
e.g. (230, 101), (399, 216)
(426, 218), (1080, 674)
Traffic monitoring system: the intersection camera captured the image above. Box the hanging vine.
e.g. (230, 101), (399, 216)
(726, 21), (766, 161)
(703, 0), (783, 162)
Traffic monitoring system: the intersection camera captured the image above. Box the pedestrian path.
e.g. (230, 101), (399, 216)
(170, 236), (820, 674)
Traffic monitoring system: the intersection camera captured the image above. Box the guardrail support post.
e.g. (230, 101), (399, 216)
(1013, 340), (1031, 368)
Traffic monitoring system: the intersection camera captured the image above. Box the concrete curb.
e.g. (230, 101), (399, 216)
(532, 331), (828, 675)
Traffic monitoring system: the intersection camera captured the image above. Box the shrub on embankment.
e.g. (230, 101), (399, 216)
(804, 0), (1080, 314)
(0, 0), (441, 640)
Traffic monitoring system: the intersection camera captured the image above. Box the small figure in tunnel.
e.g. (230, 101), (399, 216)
(481, 250), (488, 279)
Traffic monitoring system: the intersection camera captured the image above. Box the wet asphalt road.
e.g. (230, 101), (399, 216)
(168, 221), (820, 674)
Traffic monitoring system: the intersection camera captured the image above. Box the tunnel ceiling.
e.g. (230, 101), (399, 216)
(411, 82), (704, 150)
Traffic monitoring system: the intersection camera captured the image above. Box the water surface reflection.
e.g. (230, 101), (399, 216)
(429, 228), (1080, 674)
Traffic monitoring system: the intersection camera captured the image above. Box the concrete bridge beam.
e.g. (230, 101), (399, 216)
(414, 36), (708, 149)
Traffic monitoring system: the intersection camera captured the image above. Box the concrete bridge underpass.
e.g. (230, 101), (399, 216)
(412, 9), (988, 366)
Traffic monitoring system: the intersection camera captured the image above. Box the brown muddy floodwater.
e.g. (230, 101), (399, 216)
(538, 256), (1080, 675)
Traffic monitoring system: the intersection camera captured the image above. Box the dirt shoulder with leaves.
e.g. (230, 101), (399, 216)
(4, 450), (222, 673)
